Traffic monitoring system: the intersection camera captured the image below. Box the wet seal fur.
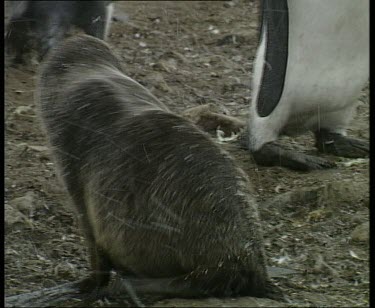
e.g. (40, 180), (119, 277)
(37, 35), (283, 301)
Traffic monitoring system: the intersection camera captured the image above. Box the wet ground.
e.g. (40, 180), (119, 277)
(4, 1), (369, 307)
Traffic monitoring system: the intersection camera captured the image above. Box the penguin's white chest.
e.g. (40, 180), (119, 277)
(284, 0), (369, 115)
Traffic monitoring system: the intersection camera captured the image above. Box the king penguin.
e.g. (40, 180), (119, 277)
(247, 0), (369, 171)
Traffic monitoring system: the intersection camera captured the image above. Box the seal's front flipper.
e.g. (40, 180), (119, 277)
(111, 276), (201, 299)
(182, 104), (246, 137)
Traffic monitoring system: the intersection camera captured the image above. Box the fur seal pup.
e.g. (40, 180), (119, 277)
(5, 1), (114, 64)
(37, 34), (283, 301)
(246, 0), (369, 171)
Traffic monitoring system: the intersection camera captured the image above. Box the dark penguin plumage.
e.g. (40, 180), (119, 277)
(5, 1), (114, 63)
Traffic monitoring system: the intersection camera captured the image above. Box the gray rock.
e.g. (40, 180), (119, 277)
(9, 191), (35, 214)
(4, 204), (29, 228)
(350, 222), (369, 243)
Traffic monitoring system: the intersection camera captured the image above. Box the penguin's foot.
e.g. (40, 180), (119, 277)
(251, 142), (336, 171)
(315, 130), (369, 158)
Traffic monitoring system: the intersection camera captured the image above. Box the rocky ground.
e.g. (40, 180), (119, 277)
(5, 1), (369, 307)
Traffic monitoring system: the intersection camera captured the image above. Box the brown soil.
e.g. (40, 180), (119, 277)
(4, 1), (369, 307)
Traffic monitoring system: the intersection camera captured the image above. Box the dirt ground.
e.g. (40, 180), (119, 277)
(4, 1), (369, 307)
